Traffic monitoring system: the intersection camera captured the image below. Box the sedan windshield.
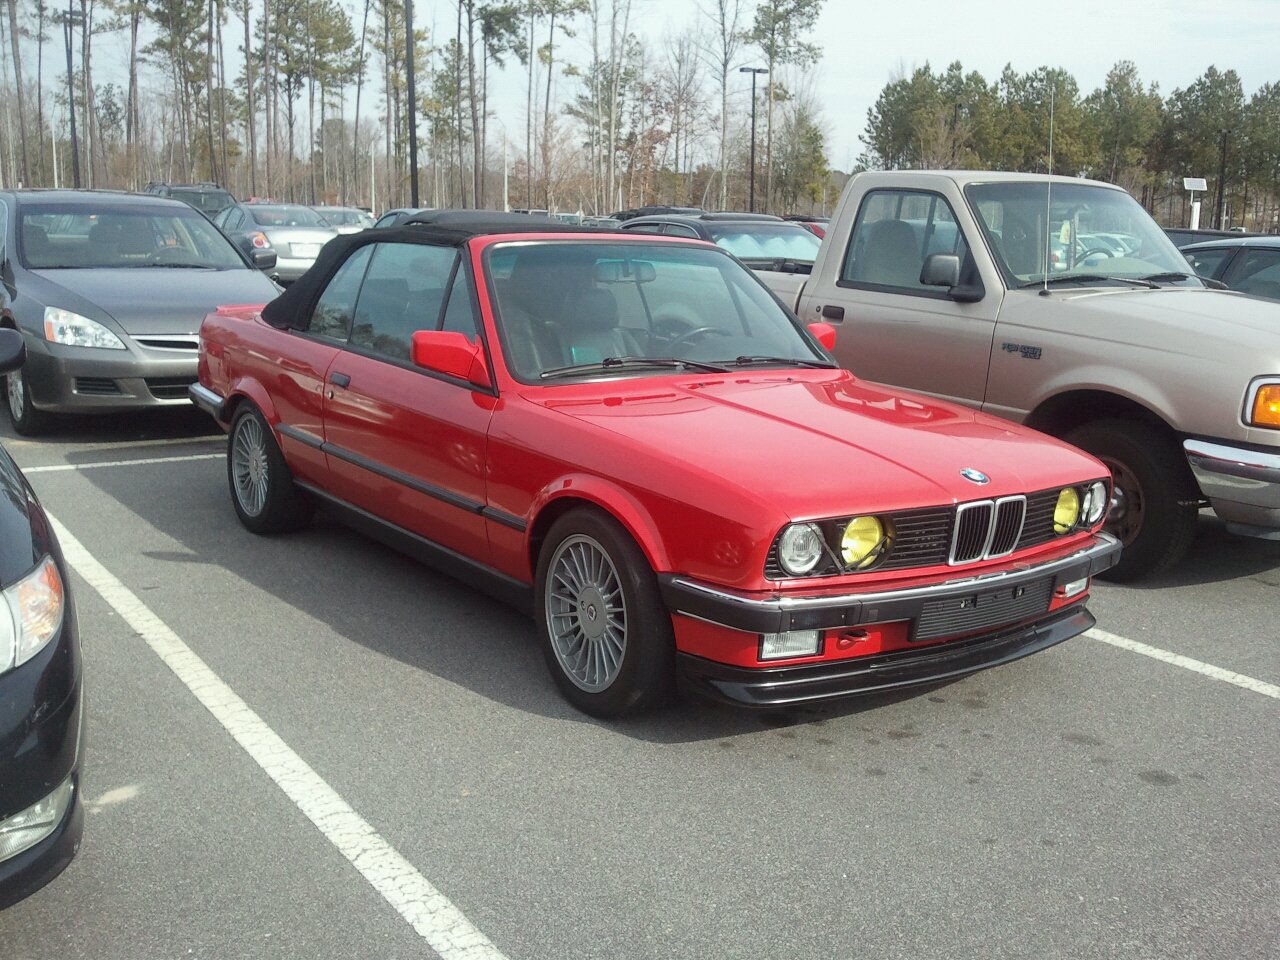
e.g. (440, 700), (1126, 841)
(705, 223), (822, 262)
(249, 205), (330, 228)
(19, 204), (250, 270)
(965, 181), (1199, 286)
(487, 241), (831, 381)
(318, 208), (374, 228)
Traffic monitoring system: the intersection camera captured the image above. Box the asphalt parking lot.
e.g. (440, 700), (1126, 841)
(1, 409), (1277, 960)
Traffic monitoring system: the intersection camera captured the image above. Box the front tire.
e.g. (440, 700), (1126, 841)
(227, 404), (313, 534)
(5, 365), (53, 436)
(535, 508), (675, 717)
(1064, 419), (1198, 581)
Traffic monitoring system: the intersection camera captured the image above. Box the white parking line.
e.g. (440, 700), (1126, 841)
(48, 514), (509, 960)
(23, 453), (223, 474)
(1086, 627), (1280, 700)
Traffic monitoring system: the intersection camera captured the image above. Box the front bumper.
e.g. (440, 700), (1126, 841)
(664, 532), (1120, 708)
(1184, 439), (1280, 537)
(0, 606), (84, 908)
(23, 337), (198, 414)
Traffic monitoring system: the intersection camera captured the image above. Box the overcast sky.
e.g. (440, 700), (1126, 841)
(33, 0), (1280, 172)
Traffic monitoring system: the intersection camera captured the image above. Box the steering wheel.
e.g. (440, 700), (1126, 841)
(1076, 246), (1114, 261)
(665, 326), (731, 352)
(147, 246), (192, 264)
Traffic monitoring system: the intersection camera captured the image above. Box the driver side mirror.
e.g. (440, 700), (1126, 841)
(411, 330), (492, 389)
(807, 321), (837, 351)
(0, 327), (26, 375)
(920, 253), (960, 288)
(252, 248), (278, 272)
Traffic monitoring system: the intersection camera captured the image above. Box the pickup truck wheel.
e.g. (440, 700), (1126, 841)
(228, 405), (313, 535)
(535, 508), (675, 718)
(5, 366), (54, 436)
(1064, 420), (1198, 582)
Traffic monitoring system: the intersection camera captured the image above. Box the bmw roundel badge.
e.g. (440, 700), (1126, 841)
(960, 468), (990, 485)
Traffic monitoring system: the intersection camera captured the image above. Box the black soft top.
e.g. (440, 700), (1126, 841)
(261, 212), (619, 330)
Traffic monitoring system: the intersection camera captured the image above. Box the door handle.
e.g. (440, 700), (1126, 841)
(821, 304), (845, 321)
(329, 372), (351, 388)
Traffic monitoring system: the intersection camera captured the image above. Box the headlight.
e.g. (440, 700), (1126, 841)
(1, 555), (65, 674)
(841, 516), (887, 569)
(44, 306), (126, 349)
(777, 523), (825, 576)
(1053, 487), (1081, 534)
(1248, 381), (1280, 429)
(1082, 481), (1108, 525)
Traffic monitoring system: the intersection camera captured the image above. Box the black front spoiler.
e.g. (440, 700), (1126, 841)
(677, 605), (1095, 709)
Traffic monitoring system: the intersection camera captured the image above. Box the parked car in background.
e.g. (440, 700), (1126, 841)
(783, 214), (830, 238)
(1181, 235), (1280, 302)
(143, 181), (237, 221)
(0, 190), (281, 435)
(191, 217), (1119, 718)
(762, 170), (1280, 580)
(373, 207), (435, 228)
(212, 202), (337, 284)
(608, 205), (704, 221)
(621, 212), (823, 302)
(312, 206), (375, 235)
(0, 329), (84, 909)
(582, 216), (622, 228)
(1164, 226), (1264, 249)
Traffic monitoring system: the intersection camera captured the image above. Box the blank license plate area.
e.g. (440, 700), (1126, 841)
(913, 577), (1054, 643)
(291, 243), (321, 258)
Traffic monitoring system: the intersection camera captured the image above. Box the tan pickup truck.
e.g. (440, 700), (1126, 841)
(765, 170), (1280, 580)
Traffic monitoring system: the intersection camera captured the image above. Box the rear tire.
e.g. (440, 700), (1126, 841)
(1064, 419), (1198, 581)
(534, 508), (675, 718)
(227, 404), (313, 534)
(5, 365), (54, 436)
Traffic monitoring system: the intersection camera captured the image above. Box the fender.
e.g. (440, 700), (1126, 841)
(528, 472), (673, 574)
(226, 375), (281, 431)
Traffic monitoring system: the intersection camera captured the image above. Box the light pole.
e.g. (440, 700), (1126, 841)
(739, 66), (767, 212)
(1214, 128), (1229, 230)
(58, 2), (85, 189)
(405, 0), (419, 207)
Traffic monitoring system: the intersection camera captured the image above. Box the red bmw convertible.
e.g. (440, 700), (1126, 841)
(191, 212), (1120, 717)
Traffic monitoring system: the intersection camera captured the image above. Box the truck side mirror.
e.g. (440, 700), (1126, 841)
(920, 253), (960, 288)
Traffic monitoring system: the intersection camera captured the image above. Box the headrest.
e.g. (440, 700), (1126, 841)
(565, 288), (619, 332)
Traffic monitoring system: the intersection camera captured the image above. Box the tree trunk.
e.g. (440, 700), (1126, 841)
(5, 0), (29, 184)
(467, 3), (481, 208)
(263, 0), (273, 197)
(541, 10), (555, 209)
(352, 0), (369, 204)
(127, 8), (140, 188)
(206, 0), (217, 181)
(525, 6), (533, 208)
(243, 0), (255, 195)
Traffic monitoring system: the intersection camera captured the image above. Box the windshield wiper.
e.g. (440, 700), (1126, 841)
(724, 355), (836, 369)
(126, 262), (218, 269)
(1139, 272), (1196, 283)
(540, 356), (731, 379)
(1019, 274), (1158, 290)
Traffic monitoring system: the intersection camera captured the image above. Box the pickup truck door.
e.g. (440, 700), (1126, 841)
(321, 241), (495, 559)
(809, 188), (1001, 408)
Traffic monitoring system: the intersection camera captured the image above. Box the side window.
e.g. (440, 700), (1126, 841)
(1229, 249), (1280, 299)
(663, 224), (701, 239)
(350, 242), (457, 360)
(439, 265), (480, 336)
(840, 189), (972, 293)
(1184, 247), (1231, 279)
(309, 245), (373, 340)
(622, 222), (663, 234)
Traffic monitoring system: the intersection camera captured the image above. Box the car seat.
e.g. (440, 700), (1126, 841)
(851, 219), (922, 287)
(559, 288), (643, 364)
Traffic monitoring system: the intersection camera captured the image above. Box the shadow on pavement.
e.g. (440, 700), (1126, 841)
(1120, 512), (1280, 590)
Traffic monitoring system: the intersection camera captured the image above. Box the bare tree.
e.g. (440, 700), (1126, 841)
(699, 0), (741, 210)
(5, 0), (29, 183)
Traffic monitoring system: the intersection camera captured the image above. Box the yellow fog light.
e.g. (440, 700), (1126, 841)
(1251, 384), (1280, 428)
(841, 516), (887, 568)
(1053, 487), (1081, 535)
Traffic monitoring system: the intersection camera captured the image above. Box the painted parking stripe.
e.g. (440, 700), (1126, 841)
(1086, 627), (1280, 700)
(23, 453), (223, 474)
(48, 514), (509, 960)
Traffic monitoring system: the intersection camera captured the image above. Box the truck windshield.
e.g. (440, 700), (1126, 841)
(965, 181), (1200, 287)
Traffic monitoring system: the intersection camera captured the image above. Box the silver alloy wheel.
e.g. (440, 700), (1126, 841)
(231, 416), (270, 517)
(6, 369), (23, 422)
(545, 534), (628, 693)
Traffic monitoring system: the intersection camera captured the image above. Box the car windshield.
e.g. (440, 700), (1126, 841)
(965, 181), (1199, 286)
(705, 223), (823, 262)
(486, 240), (830, 381)
(19, 204), (249, 270)
(169, 188), (236, 217)
(249, 205), (329, 228)
(319, 208), (374, 227)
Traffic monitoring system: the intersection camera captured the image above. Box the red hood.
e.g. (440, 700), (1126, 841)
(530, 370), (1104, 519)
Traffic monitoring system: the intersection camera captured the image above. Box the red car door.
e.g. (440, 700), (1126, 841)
(322, 240), (496, 560)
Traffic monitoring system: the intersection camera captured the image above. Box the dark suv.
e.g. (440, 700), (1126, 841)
(142, 182), (237, 221)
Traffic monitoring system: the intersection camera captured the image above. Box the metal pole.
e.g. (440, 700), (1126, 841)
(64, 2), (81, 189)
(405, 0), (419, 207)
(748, 72), (757, 213)
(1214, 129), (1228, 230)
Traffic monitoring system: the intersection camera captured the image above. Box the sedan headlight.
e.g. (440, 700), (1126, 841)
(0, 556), (66, 674)
(44, 306), (126, 349)
(1053, 487), (1081, 535)
(777, 523), (825, 577)
(1081, 480), (1108, 525)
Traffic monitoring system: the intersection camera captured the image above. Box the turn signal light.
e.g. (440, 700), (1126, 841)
(1251, 384), (1280, 428)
